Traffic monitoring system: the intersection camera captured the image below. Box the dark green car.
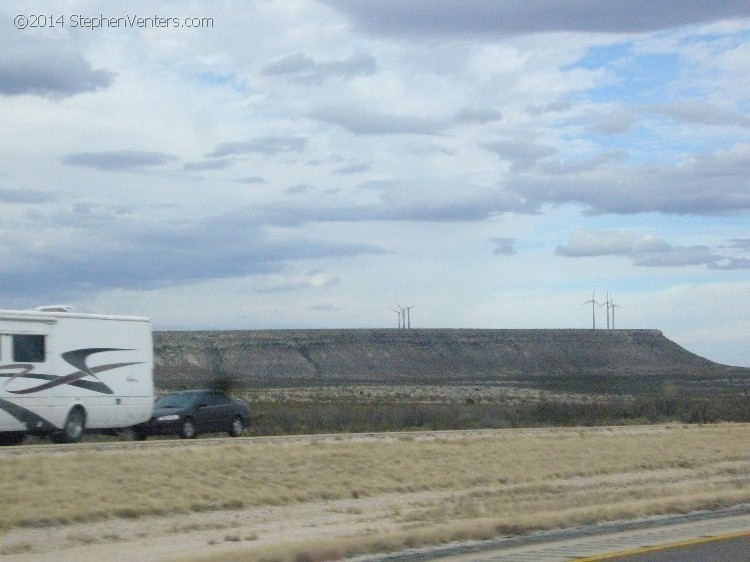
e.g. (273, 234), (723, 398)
(134, 389), (250, 439)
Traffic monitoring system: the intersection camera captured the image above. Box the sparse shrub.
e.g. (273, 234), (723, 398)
(243, 387), (750, 436)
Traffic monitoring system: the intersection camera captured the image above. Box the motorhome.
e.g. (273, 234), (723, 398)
(0, 307), (153, 445)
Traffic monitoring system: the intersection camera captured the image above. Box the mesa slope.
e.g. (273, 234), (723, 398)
(153, 329), (749, 392)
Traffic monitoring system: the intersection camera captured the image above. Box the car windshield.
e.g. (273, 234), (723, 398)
(155, 392), (201, 408)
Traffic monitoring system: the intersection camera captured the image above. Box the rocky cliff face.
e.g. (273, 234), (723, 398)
(152, 329), (748, 390)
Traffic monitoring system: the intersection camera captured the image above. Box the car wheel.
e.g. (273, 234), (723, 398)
(180, 418), (197, 439)
(228, 416), (244, 437)
(119, 427), (147, 441)
(52, 408), (85, 444)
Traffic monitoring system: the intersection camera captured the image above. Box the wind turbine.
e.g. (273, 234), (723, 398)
(403, 305), (414, 329)
(390, 307), (402, 329)
(582, 292), (598, 329)
(599, 291), (611, 330)
(610, 298), (622, 329)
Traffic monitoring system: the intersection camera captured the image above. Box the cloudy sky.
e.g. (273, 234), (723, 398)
(2, 1), (749, 366)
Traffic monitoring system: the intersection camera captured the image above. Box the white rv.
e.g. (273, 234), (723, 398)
(0, 307), (154, 445)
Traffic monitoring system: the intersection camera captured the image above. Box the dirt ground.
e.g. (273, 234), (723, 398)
(0, 489), (437, 562)
(0, 425), (747, 562)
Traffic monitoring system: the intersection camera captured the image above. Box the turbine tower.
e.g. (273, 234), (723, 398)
(582, 292), (598, 330)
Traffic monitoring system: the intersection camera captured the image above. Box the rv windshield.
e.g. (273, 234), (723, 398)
(155, 392), (200, 408)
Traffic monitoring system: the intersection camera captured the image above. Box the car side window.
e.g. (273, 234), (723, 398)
(208, 392), (231, 406)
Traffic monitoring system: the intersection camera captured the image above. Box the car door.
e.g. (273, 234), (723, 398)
(190, 392), (214, 433)
(213, 392), (234, 431)
(202, 391), (231, 432)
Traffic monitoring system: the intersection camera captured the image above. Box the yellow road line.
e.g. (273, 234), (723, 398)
(575, 528), (750, 561)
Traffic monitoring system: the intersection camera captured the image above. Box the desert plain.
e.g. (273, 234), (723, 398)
(0, 424), (748, 562)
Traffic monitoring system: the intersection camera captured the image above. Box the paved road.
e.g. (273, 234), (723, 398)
(604, 533), (749, 561)
(361, 508), (750, 562)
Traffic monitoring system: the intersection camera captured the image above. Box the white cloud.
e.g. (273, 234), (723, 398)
(63, 150), (178, 171)
(511, 143), (750, 215)
(492, 237), (516, 255)
(0, 33), (113, 98)
(206, 137), (308, 158)
(648, 101), (750, 128)
(262, 52), (377, 83)
(308, 106), (448, 136)
(556, 230), (750, 269)
(323, 1), (750, 36)
(556, 231), (672, 257)
(1, 0), (749, 366)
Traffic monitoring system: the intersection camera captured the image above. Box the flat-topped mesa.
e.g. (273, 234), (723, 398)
(153, 329), (749, 390)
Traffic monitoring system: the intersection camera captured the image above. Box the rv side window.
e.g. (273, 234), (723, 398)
(13, 334), (46, 363)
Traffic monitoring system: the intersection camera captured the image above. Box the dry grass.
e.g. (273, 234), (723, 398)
(0, 425), (748, 561)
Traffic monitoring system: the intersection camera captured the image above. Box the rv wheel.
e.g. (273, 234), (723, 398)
(180, 418), (197, 439)
(52, 408), (85, 444)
